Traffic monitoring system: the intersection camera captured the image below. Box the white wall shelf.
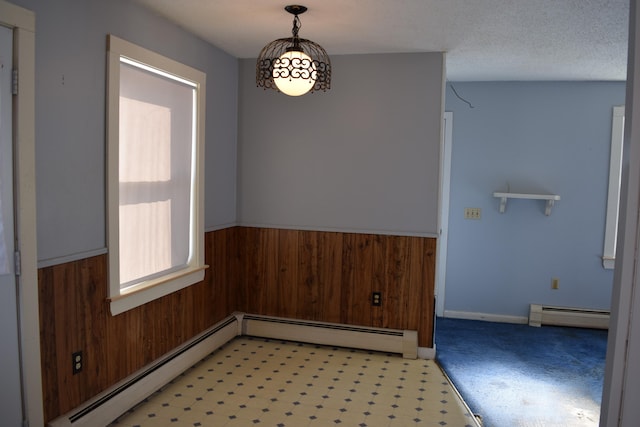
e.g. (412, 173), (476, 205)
(493, 192), (561, 215)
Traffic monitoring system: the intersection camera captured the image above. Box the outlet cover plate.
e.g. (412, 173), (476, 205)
(72, 351), (83, 374)
(372, 292), (381, 307)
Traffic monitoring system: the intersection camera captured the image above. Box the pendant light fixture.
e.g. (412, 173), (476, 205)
(256, 5), (331, 96)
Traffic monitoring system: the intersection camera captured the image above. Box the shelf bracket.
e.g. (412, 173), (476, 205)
(545, 199), (555, 216)
(499, 196), (507, 213)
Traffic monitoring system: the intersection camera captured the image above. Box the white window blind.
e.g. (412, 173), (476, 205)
(118, 62), (195, 289)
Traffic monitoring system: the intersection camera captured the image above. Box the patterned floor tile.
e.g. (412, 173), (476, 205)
(109, 336), (479, 427)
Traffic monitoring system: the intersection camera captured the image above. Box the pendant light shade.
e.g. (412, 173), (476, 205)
(256, 5), (331, 96)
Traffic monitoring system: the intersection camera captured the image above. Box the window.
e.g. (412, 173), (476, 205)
(603, 106), (624, 270)
(106, 35), (206, 314)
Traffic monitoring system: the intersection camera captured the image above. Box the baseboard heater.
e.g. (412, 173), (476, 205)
(48, 313), (417, 427)
(528, 304), (610, 329)
(240, 313), (418, 359)
(48, 315), (240, 427)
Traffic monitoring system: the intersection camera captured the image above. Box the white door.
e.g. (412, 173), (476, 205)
(435, 112), (453, 317)
(0, 24), (24, 426)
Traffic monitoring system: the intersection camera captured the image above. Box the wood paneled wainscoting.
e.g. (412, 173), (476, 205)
(38, 228), (238, 423)
(234, 228), (436, 348)
(38, 227), (435, 423)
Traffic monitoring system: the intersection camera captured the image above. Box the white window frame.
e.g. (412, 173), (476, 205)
(603, 106), (624, 270)
(106, 35), (206, 315)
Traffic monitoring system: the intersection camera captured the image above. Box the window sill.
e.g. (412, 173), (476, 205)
(109, 265), (208, 315)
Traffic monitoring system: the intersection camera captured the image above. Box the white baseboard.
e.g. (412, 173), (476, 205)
(49, 313), (422, 426)
(48, 315), (240, 427)
(418, 346), (435, 359)
(443, 310), (528, 324)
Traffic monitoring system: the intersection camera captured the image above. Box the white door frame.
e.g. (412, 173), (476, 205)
(601, 1), (640, 424)
(435, 111), (452, 317)
(0, 23), (23, 426)
(0, 2), (42, 426)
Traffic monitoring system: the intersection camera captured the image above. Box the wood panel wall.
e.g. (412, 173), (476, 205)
(38, 228), (238, 423)
(38, 227), (435, 423)
(234, 228), (436, 347)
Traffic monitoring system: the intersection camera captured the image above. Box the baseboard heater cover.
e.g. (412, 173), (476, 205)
(240, 314), (418, 359)
(48, 313), (418, 426)
(528, 304), (610, 329)
(47, 315), (240, 427)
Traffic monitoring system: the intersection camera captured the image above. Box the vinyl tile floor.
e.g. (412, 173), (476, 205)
(110, 336), (480, 427)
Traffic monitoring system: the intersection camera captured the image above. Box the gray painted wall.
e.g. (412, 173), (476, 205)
(238, 53), (445, 236)
(8, 0), (238, 264)
(444, 81), (626, 318)
(15, 0), (615, 322)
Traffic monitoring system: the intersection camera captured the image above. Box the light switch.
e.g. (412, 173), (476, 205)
(464, 207), (481, 220)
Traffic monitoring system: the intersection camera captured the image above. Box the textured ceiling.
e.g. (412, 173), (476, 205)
(134, 0), (629, 81)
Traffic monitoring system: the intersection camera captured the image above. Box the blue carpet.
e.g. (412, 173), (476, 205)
(435, 317), (608, 427)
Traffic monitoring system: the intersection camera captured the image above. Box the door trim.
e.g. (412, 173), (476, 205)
(435, 112), (452, 317)
(0, 2), (41, 426)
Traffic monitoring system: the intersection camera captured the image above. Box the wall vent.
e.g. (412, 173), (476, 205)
(528, 304), (609, 329)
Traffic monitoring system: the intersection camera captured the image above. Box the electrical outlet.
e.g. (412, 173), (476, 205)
(551, 278), (560, 290)
(72, 351), (83, 374)
(464, 207), (481, 220)
(372, 291), (381, 307)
